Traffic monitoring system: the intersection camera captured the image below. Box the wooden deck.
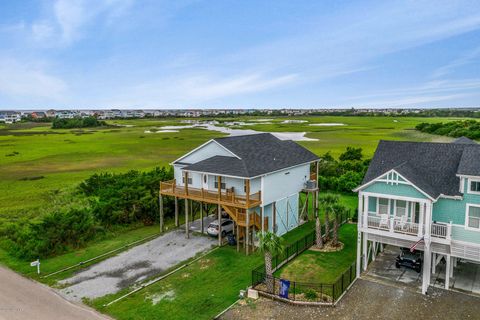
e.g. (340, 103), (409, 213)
(160, 179), (262, 209)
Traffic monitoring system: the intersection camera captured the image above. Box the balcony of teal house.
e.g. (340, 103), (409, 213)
(359, 194), (452, 242)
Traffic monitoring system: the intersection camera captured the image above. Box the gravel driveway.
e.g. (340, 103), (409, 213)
(58, 229), (215, 302)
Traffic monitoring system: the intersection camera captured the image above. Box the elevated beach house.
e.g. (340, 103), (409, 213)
(354, 137), (480, 294)
(159, 133), (319, 253)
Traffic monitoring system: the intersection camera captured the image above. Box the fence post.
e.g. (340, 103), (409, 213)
(293, 281), (296, 301)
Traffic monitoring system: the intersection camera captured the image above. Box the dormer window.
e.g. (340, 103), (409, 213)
(468, 179), (480, 194)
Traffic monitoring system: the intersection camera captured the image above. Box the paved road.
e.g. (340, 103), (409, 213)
(0, 266), (109, 320)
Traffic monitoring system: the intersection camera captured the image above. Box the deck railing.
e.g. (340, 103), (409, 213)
(431, 222), (451, 239)
(366, 215), (452, 240)
(160, 179), (262, 208)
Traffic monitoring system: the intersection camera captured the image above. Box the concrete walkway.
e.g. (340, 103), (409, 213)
(0, 266), (109, 320)
(59, 221), (216, 302)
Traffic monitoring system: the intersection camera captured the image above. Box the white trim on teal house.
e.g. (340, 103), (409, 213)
(355, 139), (480, 295)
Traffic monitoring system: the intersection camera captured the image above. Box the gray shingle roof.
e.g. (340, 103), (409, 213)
(362, 140), (480, 198)
(453, 136), (477, 144)
(183, 133), (319, 178)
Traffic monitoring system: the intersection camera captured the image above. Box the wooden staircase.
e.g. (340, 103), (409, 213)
(222, 205), (268, 230)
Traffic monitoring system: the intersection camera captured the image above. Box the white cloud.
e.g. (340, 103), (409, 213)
(0, 58), (67, 101)
(28, 0), (133, 46)
(103, 72), (298, 107)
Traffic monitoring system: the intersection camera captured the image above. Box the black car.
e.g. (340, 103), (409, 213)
(396, 248), (422, 273)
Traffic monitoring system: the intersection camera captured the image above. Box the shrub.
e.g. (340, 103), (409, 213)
(79, 167), (174, 226)
(52, 116), (106, 129)
(7, 208), (97, 259)
(415, 120), (480, 140)
(318, 147), (369, 193)
(304, 288), (318, 301)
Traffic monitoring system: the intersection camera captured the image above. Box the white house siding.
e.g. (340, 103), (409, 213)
(262, 164), (310, 205)
(274, 193), (299, 236)
(178, 141), (234, 164)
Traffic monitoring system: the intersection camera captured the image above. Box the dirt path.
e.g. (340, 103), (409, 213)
(221, 278), (480, 320)
(0, 266), (109, 320)
(58, 228), (215, 302)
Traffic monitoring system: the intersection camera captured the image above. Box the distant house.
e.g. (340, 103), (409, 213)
(31, 111), (47, 119)
(160, 133), (320, 253)
(355, 137), (480, 294)
(0, 111), (21, 123)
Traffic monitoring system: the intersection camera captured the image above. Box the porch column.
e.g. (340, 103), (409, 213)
(422, 243), (432, 294)
(358, 192), (363, 228)
(362, 194), (368, 228)
(431, 253), (437, 274)
(372, 241), (377, 261)
(174, 197), (179, 227)
(159, 194), (164, 233)
(362, 236), (368, 271)
(236, 223), (240, 252)
(246, 209), (250, 255)
(185, 198), (189, 239)
(260, 206), (265, 233)
(356, 230), (362, 277)
(445, 254), (451, 289)
(418, 202), (425, 237)
(184, 171), (189, 196)
(218, 204), (222, 246)
(424, 201), (432, 238)
(200, 202), (204, 234)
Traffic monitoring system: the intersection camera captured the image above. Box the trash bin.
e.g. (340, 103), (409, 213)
(227, 233), (236, 246)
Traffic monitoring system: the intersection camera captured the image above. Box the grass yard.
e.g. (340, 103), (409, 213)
(275, 223), (357, 284)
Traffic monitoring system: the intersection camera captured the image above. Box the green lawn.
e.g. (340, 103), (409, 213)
(275, 223), (357, 284)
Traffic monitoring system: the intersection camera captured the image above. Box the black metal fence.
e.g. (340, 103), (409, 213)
(251, 212), (355, 305)
(252, 261), (356, 304)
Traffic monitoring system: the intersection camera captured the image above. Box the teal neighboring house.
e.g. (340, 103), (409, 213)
(354, 137), (480, 294)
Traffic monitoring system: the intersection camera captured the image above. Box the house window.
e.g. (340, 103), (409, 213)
(378, 198), (389, 215)
(469, 180), (480, 194)
(182, 176), (192, 185)
(467, 205), (480, 230)
(214, 176), (226, 190)
(395, 200), (407, 217)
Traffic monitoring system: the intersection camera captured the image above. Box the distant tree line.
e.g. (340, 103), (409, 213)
(4, 167), (174, 259)
(318, 147), (370, 193)
(416, 120), (480, 140)
(52, 116), (107, 129)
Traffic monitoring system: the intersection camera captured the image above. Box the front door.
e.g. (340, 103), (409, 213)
(202, 174), (209, 190)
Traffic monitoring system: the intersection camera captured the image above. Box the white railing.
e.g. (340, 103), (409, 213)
(393, 219), (419, 236)
(367, 215), (390, 231)
(431, 222), (452, 239)
(365, 215), (452, 241)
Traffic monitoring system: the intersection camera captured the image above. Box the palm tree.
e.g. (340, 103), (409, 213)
(315, 195), (323, 249)
(257, 231), (284, 293)
(319, 193), (339, 242)
(331, 203), (345, 247)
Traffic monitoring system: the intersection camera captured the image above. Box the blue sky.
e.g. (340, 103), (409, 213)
(1, 0), (480, 109)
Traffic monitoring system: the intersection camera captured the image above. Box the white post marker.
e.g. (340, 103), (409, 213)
(30, 259), (40, 274)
